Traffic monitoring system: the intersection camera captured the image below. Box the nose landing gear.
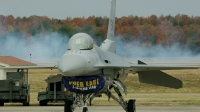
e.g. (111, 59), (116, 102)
(64, 99), (73, 112)
(82, 106), (89, 112)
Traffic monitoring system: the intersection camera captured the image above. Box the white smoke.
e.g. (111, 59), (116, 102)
(1, 33), (200, 64)
(115, 36), (200, 63)
(0, 32), (69, 62)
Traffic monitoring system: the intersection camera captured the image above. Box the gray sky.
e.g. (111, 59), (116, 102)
(0, 0), (200, 19)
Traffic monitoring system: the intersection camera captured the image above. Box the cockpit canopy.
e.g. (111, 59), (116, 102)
(68, 33), (93, 50)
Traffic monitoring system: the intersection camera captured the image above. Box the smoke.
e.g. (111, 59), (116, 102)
(115, 36), (200, 63)
(0, 32), (200, 63)
(0, 32), (69, 62)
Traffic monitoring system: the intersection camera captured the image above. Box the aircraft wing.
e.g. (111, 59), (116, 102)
(95, 60), (200, 89)
(0, 65), (57, 69)
(94, 60), (200, 71)
(130, 60), (200, 89)
(128, 64), (200, 72)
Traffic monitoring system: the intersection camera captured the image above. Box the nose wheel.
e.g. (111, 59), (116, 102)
(82, 106), (89, 112)
(64, 99), (73, 112)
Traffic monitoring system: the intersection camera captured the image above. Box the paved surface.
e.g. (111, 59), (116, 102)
(0, 106), (200, 112)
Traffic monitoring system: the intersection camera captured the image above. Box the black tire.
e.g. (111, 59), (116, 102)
(127, 99), (136, 112)
(64, 99), (72, 112)
(39, 100), (47, 106)
(82, 107), (88, 112)
(0, 102), (4, 106)
(23, 95), (30, 106)
(23, 100), (29, 106)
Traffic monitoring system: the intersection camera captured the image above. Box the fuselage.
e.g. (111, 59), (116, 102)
(58, 49), (100, 77)
(58, 33), (101, 77)
(57, 32), (129, 83)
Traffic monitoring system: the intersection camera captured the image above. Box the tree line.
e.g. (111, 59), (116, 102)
(0, 14), (200, 54)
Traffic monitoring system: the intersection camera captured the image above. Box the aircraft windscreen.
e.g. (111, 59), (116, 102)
(68, 33), (93, 50)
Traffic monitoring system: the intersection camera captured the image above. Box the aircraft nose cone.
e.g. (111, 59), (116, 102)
(58, 55), (86, 76)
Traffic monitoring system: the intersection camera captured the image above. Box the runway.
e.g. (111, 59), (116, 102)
(0, 106), (200, 112)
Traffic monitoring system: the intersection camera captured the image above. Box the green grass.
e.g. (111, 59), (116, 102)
(26, 69), (200, 106)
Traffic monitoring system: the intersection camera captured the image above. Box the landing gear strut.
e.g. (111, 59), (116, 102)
(105, 79), (136, 112)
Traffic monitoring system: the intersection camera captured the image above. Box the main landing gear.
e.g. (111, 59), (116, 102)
(105, 79), (136, 112)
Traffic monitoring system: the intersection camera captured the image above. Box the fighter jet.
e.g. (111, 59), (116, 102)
(55, 0), (200, 112)
(1, 0), (200, 112)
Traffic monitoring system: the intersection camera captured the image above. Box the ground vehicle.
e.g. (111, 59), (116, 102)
(0, 69), (30, 106)
(38, 75), (68, 106)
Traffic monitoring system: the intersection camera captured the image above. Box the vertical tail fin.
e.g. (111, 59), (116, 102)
(100, 0), (116, 53)
(106, 0), (116, 41)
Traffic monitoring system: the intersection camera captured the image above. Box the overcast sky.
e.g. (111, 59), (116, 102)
(0, 0), (200, 19)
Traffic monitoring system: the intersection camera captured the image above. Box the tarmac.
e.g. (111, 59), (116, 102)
(0, 106), (200, 112)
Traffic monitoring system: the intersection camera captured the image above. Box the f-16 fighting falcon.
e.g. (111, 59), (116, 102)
(1, 0), (200, 112)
